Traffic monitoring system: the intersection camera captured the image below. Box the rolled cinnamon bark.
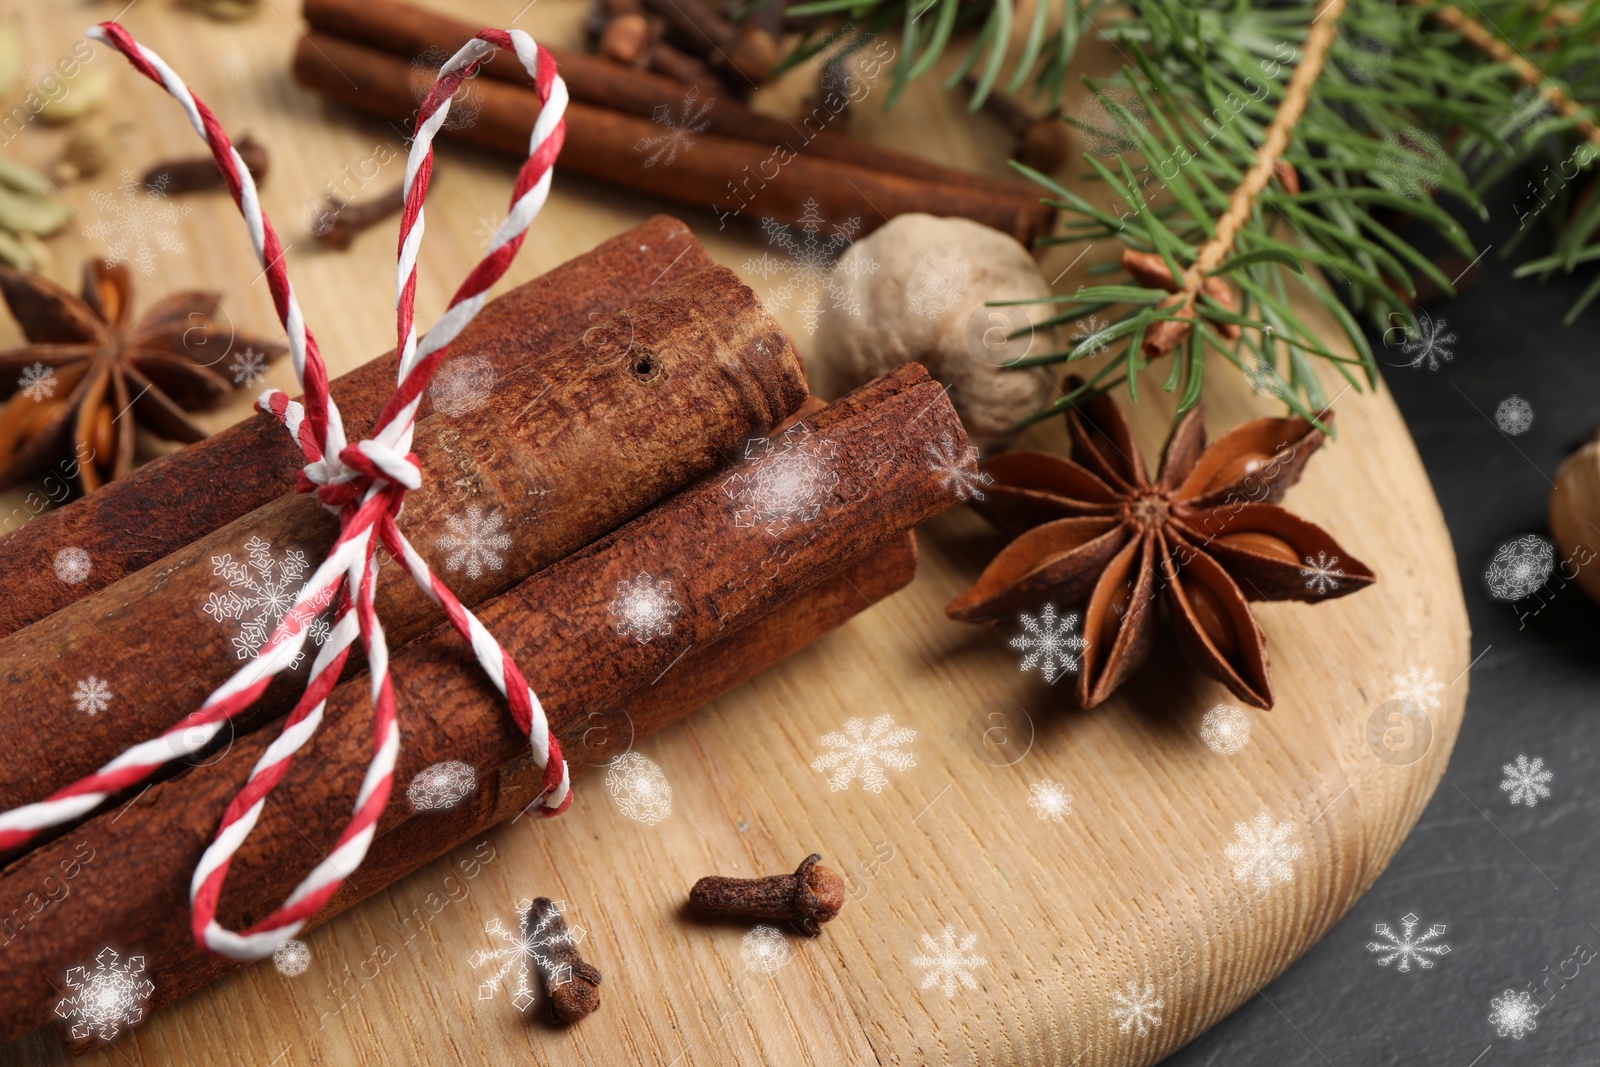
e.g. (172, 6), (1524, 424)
(0, 215), (710, 637)
(292, 32), (1056, 245)
(0, 264), (806, 817)
(0, 364), (962, 1040)
(303, 0), (1032, 195)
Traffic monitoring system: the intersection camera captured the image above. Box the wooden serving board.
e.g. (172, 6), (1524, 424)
(0, 1), (1469, 1064)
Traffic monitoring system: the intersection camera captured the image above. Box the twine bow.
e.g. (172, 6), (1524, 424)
(0, 22), (572, 961)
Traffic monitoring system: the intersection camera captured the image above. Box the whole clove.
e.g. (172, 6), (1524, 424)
(597, 11), (720, 86)
(142, 133), (269, 193)
(309, 180), (406, 249)
(689, 854), (846, 936)
(528, 898), (603, 1024)
(963, 77), (1068, 173)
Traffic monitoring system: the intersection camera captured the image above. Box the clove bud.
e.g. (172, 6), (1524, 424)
(143, 134), (269, 194)
(964, 77), (1069, 173)
(308, 181), (406, 250)
(528, 897), (603, 1024)
(689, 853), (845, 936)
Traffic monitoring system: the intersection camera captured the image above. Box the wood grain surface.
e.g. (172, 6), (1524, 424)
(0, 1), (1470, 1064)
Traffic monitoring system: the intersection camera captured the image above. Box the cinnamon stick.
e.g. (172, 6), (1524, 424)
(0, 215), (710, 637)
(291, 30), (1055, 244)
(0, 264), (807, 819)
(0, 364), (961, 1040)
(302, 0), (1024, 195)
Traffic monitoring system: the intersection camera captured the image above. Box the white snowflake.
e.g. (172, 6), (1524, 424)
(1200, 703), (1251, 754)
(1367, 913), (1450, 971)
(1076, 87), (1149, 156)
(1484, 534), (1554, 601)
(925, 431), (990, 502)
(409, 46), (483, 130)
(54, 947), (154, 1043)
(905, 245), (970, 318)
(428, 353), (497, 416)
(228, 347), (267, 388)
(1343, 32), (1392, 84)
(911, 925), (986, 997)
(1010, 604), (1086, 684)
(302, 198), (341, 238)
(1226, 812), (1303, 893)
(53, 546), (92, 584)
(1299, 550), (1344, 594)
(1488, 988), (1539, 1039)
(1110, 980), (1164, 1036)
(1494, 395), (1534, 435)
(1397, 308), (1456, 371)
(470, 898), (585, 1012)
(722, 424), (839, 535)
(634, 86), (714, 167)
(743, 199), (872, 335)
(811, 714), (916, 793)
(73, 676), (112, 717)
(217, 42), (252, 80)
(1392, 665), (1443, 711)
(82, 170), (191, 277)
(741, 925), (792, 975)
(473, 215), (503, 250)
(436, 504), (513, 581)
(1500, 754), (1553, 807)
(608, 571), (681, 644)
(1241, 353), (1287, 398)
(1069, 314), (1113, 359)
(204, 536), (330, 665)
(605, 752), (673, 824)
(1027, 778), (1072, 822)
(272, 939), (311, 977)
(407, 760), (478, 812)
(18, 361), (58, 402)
(1374, 126), (1448, 200)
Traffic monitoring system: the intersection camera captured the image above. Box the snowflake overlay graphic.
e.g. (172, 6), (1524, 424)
(1392, 665), (1443, 711)
(743, 199), (874, 335)
(1343, 32), (1392, 83)
(19, 362), (57, 402)
(204, 536), (331, 665)
(1241, 353), (1288, 398)
(1495, 395), (1534, 435)
(54, 947), (154, 1043)
(1488, 988), (1540, 1039)
(228, 347), (268, 388)
(54, 546), (92, 584)
(1397, 309), (1456, 371)
(722, 425), (840, 535)
(742, 925), (792, 975)
(1484, 534), (1554, 601)
(811, 714), (916, 793)
(410, 47), (483, 130)
(1110, 980), (1164, 1036)
(911, 926), (986, 997)
(1200, 703), (1251, 754)
(407, 760), (478, 812)
(436, 504), (514, 581)
(1077, 87), (1149, 156)
(1374, 126), (1448, 200)
(1226, 812), (1303, 893)
(1010, 604), (1086, 684)
(1069, 314), (1113, 359)
(1299, 551), (1344, 594)
(607, 571), (681, 644)
(218, 42), (252, 80)
(634, 86), (713, 167)
(1367, 913), (1450, 971)
(905, 245), (970, 318)
(1027, 778), (1072, 822)
(470, 898), (585, 1012)
(428, 353), (497, 416)
(273, 939), (311, 977)
(605, 752), (673, 825)
(925, 431), (990, 502)
(73, 676), (112, 717)
(83, 170), (191, 277)
(1500, 754), (1553, 807)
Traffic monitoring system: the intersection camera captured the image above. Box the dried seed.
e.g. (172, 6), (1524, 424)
(1213, 530), (1298, 564)
(1185, 580), (1238, 659)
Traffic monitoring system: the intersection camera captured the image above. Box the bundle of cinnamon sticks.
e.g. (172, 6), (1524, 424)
(0, 217), (971, 1043)
(292, 0), (1055, 245)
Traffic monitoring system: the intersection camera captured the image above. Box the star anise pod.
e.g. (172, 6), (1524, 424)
(947, 383), (1375, 709)
(0, 259), (284, 494)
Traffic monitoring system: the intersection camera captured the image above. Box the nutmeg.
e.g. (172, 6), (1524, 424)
(1213, 530), (1298, 564)
(1549, 429), (1600, 604)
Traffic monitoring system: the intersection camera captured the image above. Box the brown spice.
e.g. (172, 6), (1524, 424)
(142, 134), (269, 194)
(964, 77), (1069, 173)
(310, 181), (406, 249)
(689, 854), (846, 936)
(527, 898), (603, 1024)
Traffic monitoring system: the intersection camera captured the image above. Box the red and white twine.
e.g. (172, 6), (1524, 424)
(0, 22), (572, 960)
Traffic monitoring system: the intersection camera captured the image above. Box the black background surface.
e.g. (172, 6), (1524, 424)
(1160, 185), (1600, 1064)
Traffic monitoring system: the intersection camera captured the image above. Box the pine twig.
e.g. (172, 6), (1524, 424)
(1408, 0), (1600, 147)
